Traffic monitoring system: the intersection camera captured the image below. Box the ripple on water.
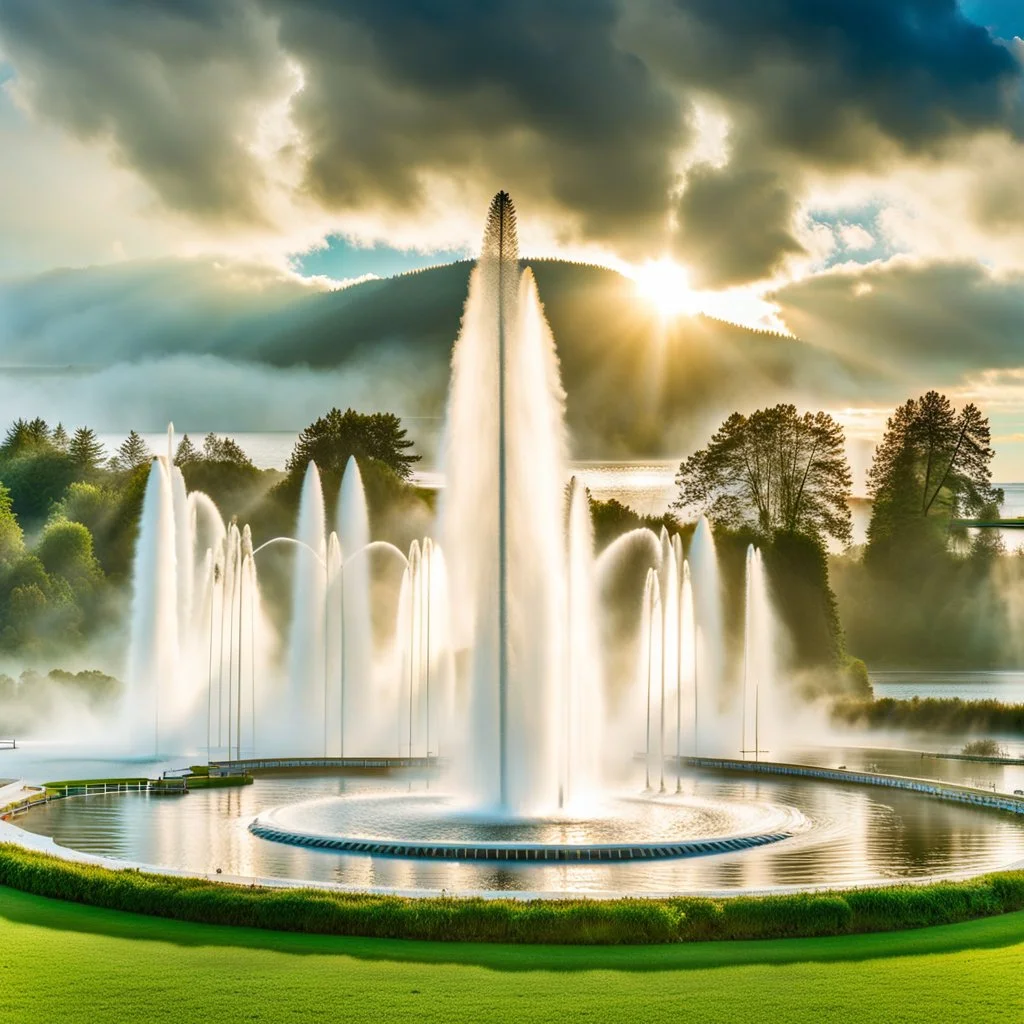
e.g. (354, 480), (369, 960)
(13, 772), (1024, 895)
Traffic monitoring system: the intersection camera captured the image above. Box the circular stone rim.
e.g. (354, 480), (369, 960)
(248, 817), (795, 861)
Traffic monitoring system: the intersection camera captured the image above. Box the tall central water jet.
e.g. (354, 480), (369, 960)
(493, 192), (514, 805)
(442, 191), (569, 813)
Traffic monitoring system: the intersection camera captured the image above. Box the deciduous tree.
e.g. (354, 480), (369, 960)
(674, 405), (852, 546)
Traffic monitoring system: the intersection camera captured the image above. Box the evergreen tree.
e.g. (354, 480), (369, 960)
(674, 404), (852, 546)
(68, 427), (106, 475)
(51, 423), (70, 451)
(115, 430), (151, 471)
(202, 433), (252, 466)
(174, 434), (201, 466)
(286, 408), (420, 483)
(0, 418), (52, 459)
(866, 391), (999, 566)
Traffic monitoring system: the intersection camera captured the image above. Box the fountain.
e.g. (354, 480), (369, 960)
(122, 191), (792, 862)
(20, 190), (1021, 901)
(11, 194), (1023, 903)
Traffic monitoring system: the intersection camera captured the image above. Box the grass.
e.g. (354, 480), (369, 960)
(0, 885), (1021, 1023)
(42, 778), (150, 789)
(182, 774), (252, 789)
(2, 843), (1023, 945)
(832, 695), (1024, 736)
(40, 774), (251, 792)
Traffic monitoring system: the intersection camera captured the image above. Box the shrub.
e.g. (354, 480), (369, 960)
(961, 739), (1005, 757)
(0, 844), (1021, 945)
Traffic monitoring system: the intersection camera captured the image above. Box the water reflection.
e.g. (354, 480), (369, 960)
(15, 768), (1024, 895)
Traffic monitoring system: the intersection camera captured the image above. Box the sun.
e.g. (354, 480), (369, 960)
(630, 258), (700, 318)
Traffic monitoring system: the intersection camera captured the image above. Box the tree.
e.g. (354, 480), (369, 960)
(114, 431), (151, 471)
(673, 405), (852, 546)
(51, 423), (69, 451)
(174, 434), (201, 466)
(0, 418), (52, 459)
(52, 482), (121, 575)
(285, 408), (420, 482)
(0, 439), (75, 525)
(202, 433), (252, 467)
(36, 520), (104, 599)
(0, 483), (24, 569)
(866, 391), (999, 564)
(68, 427), (107, 476)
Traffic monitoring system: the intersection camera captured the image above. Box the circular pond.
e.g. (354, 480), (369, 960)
(13, 765), (1024, 896)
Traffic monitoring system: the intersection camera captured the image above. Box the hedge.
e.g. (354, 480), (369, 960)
(1, 844), (1022, 945)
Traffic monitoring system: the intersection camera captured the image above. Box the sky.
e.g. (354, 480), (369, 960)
(2, 2), (1024, 476)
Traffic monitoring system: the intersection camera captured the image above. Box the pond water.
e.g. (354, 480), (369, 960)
(12, 761), (1024, 896)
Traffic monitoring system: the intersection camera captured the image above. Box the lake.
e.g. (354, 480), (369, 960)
(870, 671), (1024, 704)
(102, 432), (1024, 540)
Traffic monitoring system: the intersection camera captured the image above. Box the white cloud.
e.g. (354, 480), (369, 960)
(839, 224), (874, 250)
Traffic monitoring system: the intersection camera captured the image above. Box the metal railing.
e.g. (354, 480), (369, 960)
(208, 755), (440, 775)
(685, 757), (1024, 815)
(56, 781), (150, 798)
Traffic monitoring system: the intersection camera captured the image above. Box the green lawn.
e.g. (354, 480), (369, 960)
(0, 887), (1021, 1024)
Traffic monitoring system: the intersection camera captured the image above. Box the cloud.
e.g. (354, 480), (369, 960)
(674, 162), (805, 286)
(2, 0), (1022, 282)
(0, 258), (324, 363)
(273, 0), (686, 253)
(838, 224), (875, 251)
(772, 258), (1024, 383)
(626, 0), (1024, 284)
(0, 0), (294, 224)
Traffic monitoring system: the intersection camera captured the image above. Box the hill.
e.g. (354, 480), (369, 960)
(0, 258), (867, 456)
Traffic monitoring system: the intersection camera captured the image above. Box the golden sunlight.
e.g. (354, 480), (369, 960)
(629, 258), (700, 318)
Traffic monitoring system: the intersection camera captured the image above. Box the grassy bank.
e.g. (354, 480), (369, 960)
(40, 774), (252, 792)
(1, 844), (1023, 945)
(1, 885), (1021, 1024)
(42, 777), (150, 790)
(832, 696), (1024, 736)
(182, 774), (253, 789)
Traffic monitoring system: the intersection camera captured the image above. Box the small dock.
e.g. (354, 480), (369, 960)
(209, 756), (440, 776)
(0, 740), (16, 751)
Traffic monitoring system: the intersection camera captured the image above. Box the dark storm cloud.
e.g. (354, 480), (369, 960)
(0, 0), (686, 249)
(645, 0), (1022, 161)
(674, 162), (805, 287)
(263, 0), (686, 246)
(0, 0), (1021, 278)
(628, 0), (1024, 284)
(772, 259), (1024, 382)
(0, 0), (288, 222)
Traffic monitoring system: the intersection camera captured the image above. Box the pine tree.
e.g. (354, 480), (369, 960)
(68, 427), (107, 475)
(0, 418), (52, 459)
(202, 433), (252, 466)
(864, 391), (999, 552)
(115, 430), (151, 471)
(51, 422), (70, 451)
(174, 434), (200, 466)
(866, 391), (999, 565)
